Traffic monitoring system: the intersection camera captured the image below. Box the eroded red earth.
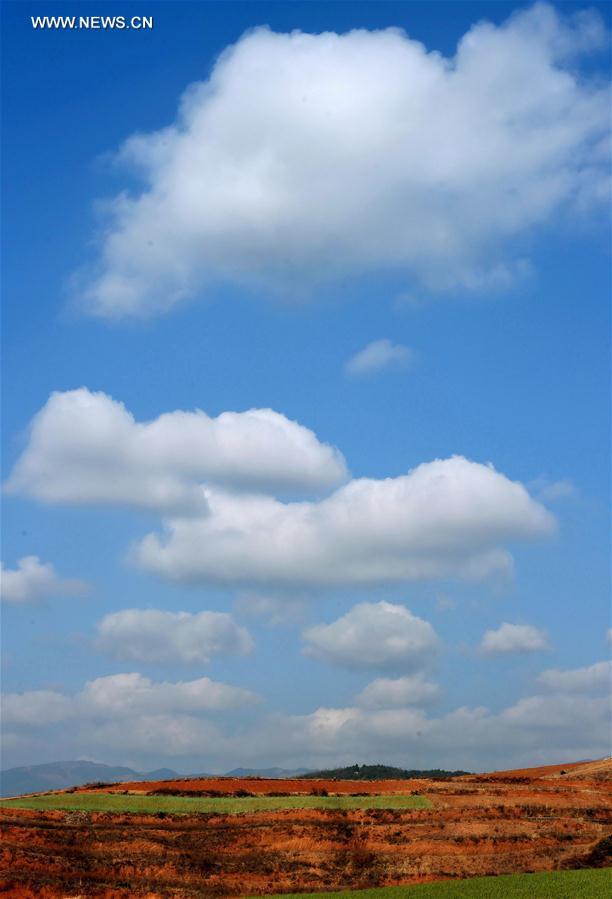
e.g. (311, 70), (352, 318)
(1, 760), (610, 897)
(89, 777), (422, 796)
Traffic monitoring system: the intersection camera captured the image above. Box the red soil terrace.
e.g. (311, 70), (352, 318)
(1, 759), (610, 897)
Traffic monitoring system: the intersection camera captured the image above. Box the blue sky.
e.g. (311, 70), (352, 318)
(1, 1), (610, 773)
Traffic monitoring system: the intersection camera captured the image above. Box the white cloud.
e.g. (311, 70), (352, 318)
(537, 660), (612, 693)
(355, 675), (440, 708)
(135, 456), (555, 588)
(1, 673), (257, 763)
(231, 692), (609, 771)
(5, 388), (347, 514)
(96, 609), (253, 665)
(250, 690), (610, 772)
(3, 661), (610, 771)
(1, 690), (75, 727)
(0, 556), (90, 605)
(84, 714), (226, 757)
(303, 602), (438, 671)
(76, 4), (610, 318)
(3, 672), (259, 731)
(497, 693), (608, 732)
(345, 339), (413, 376)
(81, 672), (258, 716)
(480, 622), (549, 655)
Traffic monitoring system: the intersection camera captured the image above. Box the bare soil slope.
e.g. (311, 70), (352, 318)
(85, 777), (424, 796)
(1, 762), (610, 898)
(461, 759), (602, 781)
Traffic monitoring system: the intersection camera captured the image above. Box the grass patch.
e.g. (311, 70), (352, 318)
(0, 792), (431, 815)
(268, 869), (611, 898)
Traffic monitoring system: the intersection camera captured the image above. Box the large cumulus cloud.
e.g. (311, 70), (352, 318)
(5, 392), (555, 590)
(135, 456), (555, 587)
(5, 388), (347, 514)
(77, 4), (610, 317)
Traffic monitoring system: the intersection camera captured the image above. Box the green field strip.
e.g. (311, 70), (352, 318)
(266, 868), (611, 899)
(0, 792), (431, 815)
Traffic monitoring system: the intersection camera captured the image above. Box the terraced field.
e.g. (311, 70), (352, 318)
(1, 792), (431, 815)
(0, 761), (610, 897)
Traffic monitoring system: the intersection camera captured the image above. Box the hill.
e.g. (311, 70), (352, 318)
(298, 763), (470, 780)
(463, 758), (609, 782)
(0, 762), (311, 797)
(547, 758), (611, 781)
(0, 760), (181, 798)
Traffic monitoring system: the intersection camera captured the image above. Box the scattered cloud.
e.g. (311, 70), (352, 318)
(355, 674), (440, 708)
(435, 594), (457, 612)
(234, 592), (308, 626)
(537, 660), (611, 693)
(303, 602), (438, 671)
(79, 714), (226, 758)
(96, 609), (254, 665)
(80, 672), (259, 716)
(345, 339), (414, 376)
(480, 622), (549, 655)
(4, 664), (609, 771)
(2, 672), (258, 731)
(5, 388), (347, 514)
(135, 456), (555, 588)
(0, 556), (90, 605)
(75, 5), (610, 318)
(529, 477), (576, 502)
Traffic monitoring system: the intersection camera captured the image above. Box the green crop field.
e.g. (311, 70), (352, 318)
(0, 791), (431, 815)
(269, 869), (611, 898)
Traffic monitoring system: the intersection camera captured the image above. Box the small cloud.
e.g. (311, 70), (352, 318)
(0, 556), (90, 605)
(345, 339), (414, 377)
(234, 592), (307, 626)
(480, 622), (549, 655)
(355, 675), (440, 709)
(435, 594), (457, 612)
(303, 601), (438, 672)
(529, 478), (576, 503)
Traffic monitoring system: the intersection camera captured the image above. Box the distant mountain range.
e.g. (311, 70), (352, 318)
(0, 761), (182, 798)
(0, 760), (312, 797)
(1, 760), (468, 798)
